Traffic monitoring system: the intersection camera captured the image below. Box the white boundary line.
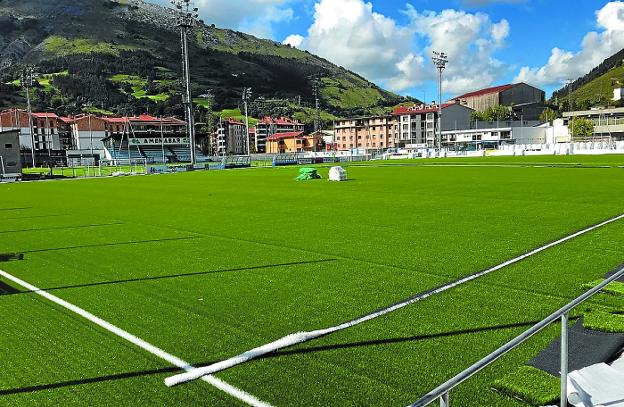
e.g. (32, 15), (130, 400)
(0, 268), (272, 407)
(165, 212), (624, 387)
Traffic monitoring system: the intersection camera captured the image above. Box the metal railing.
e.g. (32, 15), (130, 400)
(409, 265), (624, 407)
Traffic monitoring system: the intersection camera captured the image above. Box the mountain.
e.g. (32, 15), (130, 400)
(551, 48), (624, 110)
(0, 0), (410, 126)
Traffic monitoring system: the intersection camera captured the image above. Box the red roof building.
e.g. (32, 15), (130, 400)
(451, 82), (545, 113)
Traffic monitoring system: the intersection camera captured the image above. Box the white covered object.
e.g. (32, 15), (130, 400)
(567, 363), (624, 407)
(328, 166), (347, 182)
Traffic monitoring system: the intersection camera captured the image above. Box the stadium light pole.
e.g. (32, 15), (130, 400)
(22, 66), (38, 167)
(172, 0), (199, 165)
(242, 87), (252, 156)
(432, 51), (448, 152)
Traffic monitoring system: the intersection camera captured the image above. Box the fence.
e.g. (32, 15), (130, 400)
(409, 265), (624, 407)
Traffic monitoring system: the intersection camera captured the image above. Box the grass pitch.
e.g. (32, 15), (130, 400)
(2, 156), (624, 406)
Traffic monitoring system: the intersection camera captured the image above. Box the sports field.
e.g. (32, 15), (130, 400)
(2, 155), (624, 406)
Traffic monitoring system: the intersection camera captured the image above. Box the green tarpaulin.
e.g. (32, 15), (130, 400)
(295, 167), (321, 181)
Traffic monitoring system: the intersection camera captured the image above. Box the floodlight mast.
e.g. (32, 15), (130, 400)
(431, 51), (448, 151)
(22, 66), (38, 167)
(242, 88), (252, 155)
(172, 0), (199, 165)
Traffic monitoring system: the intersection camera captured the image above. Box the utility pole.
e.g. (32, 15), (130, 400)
(22, 66), (38, 167)
(242, 87), (252, 155)
(432, 51), (448, 151)
(172, 0), (199, 165)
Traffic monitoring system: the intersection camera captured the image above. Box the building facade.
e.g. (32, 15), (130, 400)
(255, 117), (305, 153)
(0, 130), (21, 175)
(562, 107), (624, 140)
(391, 103), (474, 147)
(333, 115), (395, 151)
(214, 118), (246, 155)
(452, 83), (545, 113)
(265, 131), (322, 154)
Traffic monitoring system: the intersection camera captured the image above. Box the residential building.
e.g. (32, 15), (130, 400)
(333, 115), (394, 151)
(255, 117), (305, 153)
(392, 103), (474, 147)
(0, 129), (21, 175)
(265, 131), (323, 154)
(0, 108), (32, 149)
(452, 83), (545, 113)
(71, 114), (108, 152)
(214, 118), (246, 155)
(562, 107), (624, 140)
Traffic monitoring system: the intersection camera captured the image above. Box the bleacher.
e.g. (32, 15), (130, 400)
(140, 146), (174, 163)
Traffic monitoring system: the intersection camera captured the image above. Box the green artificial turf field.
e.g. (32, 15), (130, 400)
(2, 158), (624, 406)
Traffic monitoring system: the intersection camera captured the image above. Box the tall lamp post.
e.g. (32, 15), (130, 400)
(22, 66), (38, 167)
(432, 51), (448, 151)
(172, 0), (199, 165)
(242, 87), (252, 156)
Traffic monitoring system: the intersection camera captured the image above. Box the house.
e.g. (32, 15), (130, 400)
(265, 131), (323, 154)
(255, 117), (305, 153)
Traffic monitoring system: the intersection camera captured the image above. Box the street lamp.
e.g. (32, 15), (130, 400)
(21, 66), (38, 167)
(171, 0), (199, 165)
(431, 51), (448, 151)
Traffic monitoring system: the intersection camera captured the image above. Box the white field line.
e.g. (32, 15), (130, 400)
(0, 269), (272, 407)
(165, 212), (624, 387)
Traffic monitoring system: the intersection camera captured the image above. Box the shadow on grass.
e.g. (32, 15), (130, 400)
(0, 222), (124, 235)
(0, 207), (32, 212)
(22, 236), (202, 254)
(6, 259), (337, 295)
(0, 362), (218, 396)
(0, 318), (571, 396)
(267, 318), (578, 358)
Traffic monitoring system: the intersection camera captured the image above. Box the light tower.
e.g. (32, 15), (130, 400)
(171, 0), (199, 165)
(21, 66), (38, 167)
(431, 51), (448, 151)
(242, 87), (252, 155)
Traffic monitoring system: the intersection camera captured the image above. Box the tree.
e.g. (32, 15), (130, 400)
(570, 117), (594, 138)
(539, 107), (559, 124)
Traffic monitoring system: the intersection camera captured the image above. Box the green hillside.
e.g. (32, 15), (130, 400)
(0, 0), (410, 127)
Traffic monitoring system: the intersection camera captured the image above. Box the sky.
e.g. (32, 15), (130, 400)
(149, 0), (624, 100)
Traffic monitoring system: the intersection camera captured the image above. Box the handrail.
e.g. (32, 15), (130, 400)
(409, 264), (624, 407)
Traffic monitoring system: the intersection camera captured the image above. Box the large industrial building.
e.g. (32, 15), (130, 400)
(452, 83), (545, 114)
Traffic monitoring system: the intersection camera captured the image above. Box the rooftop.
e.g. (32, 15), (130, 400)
(266, 131), (305, 141)
(453, 84), (515, 100)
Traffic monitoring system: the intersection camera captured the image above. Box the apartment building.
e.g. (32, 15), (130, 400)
(333, 115), (394, 151)
(71, 114), (108, 152)
(391, 103), (474, 147)
(0, 108), (73, 151)
(255, 117), (305, 153)
(213, 118), (247, 155)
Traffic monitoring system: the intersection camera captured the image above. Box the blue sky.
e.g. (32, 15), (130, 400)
(150, 1), (624, 100)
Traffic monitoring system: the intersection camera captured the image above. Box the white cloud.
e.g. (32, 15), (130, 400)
(148, 0), (294, 39)
(282, 34), (304, 48)
(285, 0), (510, 95)
(514, 1), (624, 87)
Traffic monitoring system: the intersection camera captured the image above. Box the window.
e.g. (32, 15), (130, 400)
(4, 143), (12, 148)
